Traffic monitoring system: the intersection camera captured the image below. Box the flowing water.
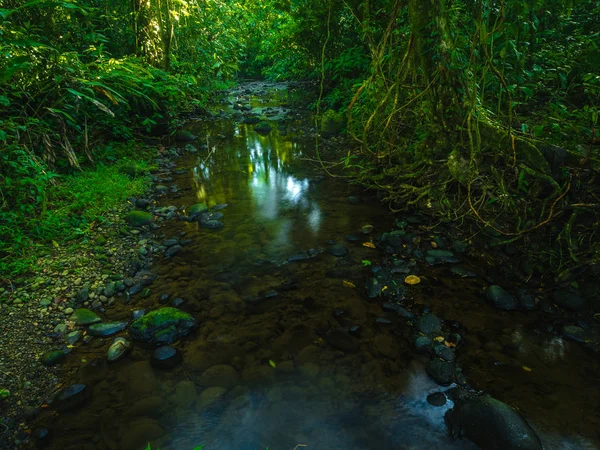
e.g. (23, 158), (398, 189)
(34, 82), (600, 450)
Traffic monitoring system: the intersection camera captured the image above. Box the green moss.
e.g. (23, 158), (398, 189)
(125, 210), (153, 227)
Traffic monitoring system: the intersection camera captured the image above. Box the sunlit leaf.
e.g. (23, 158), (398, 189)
(342, 280), (356, 288)
(404, 275), (421, 285)
(362, 242), (376, 248)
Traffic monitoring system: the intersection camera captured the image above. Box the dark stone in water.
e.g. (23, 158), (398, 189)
(349, 325), (361, 336)
(426, 359), (456, 386)
(52, 384), (89, 412)
(199, 211), (224, 222)
(133, 309), (145, 320)
(413, 336), (434, 354)
(425, 249), (458, 265)
(486, 285), (518, 311)
(159, 293), (170, 304)
(136, 199), (150, 210)
(326, 329), (359, 352)
(35, 427), (51, 447)
(344, 234), (362, 243)
(417, 313), (442, 334)
(151, 345), (182, 369)
(328, 244), (348, 257)
(517, 289), (537, 310)
(552, 288), (588, 311)
(382, 302), (415, 319)
(427, 392), (447, 407)
(211, 204), (228, 210)
(375, 317), (392, 325)
(130, 307), (196, 345)
(445, 395), (543, 450)
(88, 321), (128, 337)
(366, 277), (382, 298)
(333, 308), (346, 318)
(171, 297), (185, 308)
(288, 252), (311, 262)
(434, 344), (456, 362)
(199, 219), (224, 229)
(163, 239), (179, 247)
(347, 196), (360, 205)
(562, 325), (587, 343)
(449, 266), (477, 278)
(164, 245), (183, 258)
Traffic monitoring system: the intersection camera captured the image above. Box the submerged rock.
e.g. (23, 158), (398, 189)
(417, 313), (442, 334)
(199, 219), (224, 229)
(150, 345), (182, 369)
(486, 285), (518, 311)
(108, 337), (131, 362)
(187, 203), (209, 219)
(328, 244), (348, 257)
(426, 359), (456, 386)
(41, 348), (70, 366)
(552, 288), (588, 311)
(52, 384), (89, 412)
(88, 321), (128, 337)
(445, 395), (543, 450)
(130, 307), (196, 344)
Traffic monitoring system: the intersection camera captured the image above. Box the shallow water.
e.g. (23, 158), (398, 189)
(35, 82), (600, 450)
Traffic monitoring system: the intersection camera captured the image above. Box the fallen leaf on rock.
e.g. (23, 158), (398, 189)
(434, 336), (445, 342)
(343, 280), (356, 288)
(522, 366), (533, 372)
(362, 242), (376, 248)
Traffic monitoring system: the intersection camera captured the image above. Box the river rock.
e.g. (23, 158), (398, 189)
(199, 219), (224, 229)
(486, 285), (518, 311)
(254, 122), (273, 134)
(120, 417), (164, 450)
(426, 359), (456, 385)
(52, 384), (89, 412)
(76, 286), (90, 304)
(328, 244), (348, 257)
(552, 288), (588, 311)
(188, 203), (208, 219)
(174, 380), (197, 408)
(197, 387), (227, 410)
(41, 348), (69, 366)
(445, 395), (543, 450)
(125, 211), (153, 227)
(427, 392), (447, 407)
(434, 344), (455, 362)
(382, 302), (415, 319)
(150, 345), (182, 369)
(71, 308), (101, 325)
(65, 330), (82, 345)
(88, 321), (128, 337)
(129, 307), (196, 344)
(561, 325), (587, 343)
(164, 245), (183, 258)
(417, 313), (442, 334)
(107, 337), (131, 362)
(199, 365), (240, 389)
(325, 329), (358, 352)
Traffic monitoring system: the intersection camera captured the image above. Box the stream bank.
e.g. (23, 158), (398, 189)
(1, 82), (599, 450)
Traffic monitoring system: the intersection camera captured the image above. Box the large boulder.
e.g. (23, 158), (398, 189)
(445, 394), (543, 450)
(130, 307), (196, 345)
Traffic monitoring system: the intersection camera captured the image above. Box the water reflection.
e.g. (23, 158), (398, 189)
(191, 121), (323, 254)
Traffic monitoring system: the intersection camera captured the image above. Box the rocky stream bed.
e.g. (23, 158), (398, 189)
(1, 82), (599, 450)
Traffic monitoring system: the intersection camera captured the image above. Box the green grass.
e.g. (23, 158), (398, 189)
(0, 158), (151, 278)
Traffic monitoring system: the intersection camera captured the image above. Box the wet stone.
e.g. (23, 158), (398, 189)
(427, 392), (447, 407)
(52, 384), (89, 412)
(88, 321), (128, 337)
(130, 307), (196, 345)
(211, 204), (228, 210)
(449, 266), (477, 278)
(487, 285), (518, 311)
(133, 309), (145, 320)
(41, 348), (70, 366)
(107, 337), (131, 362)
(188, 203), (209, 219)
(347, 196), (360, 205)
(434, 344), (456, 362)
(344, 234), (362, 243)
(413, 335), (434, 354)
(71, 308), (101, 326)
(425, 249), (458, 265)
(375, 317), (392, 325)
(382, 302), (415, 319)
(76, 286), (90, 304)
(417, 313), (442, 335)
(65, 330), (82, 345)
(199, 219), (224, 229)
(426, 359), (456, 386)
(326, 329), (359, 352)
(562, 325), (587, 343)
(328, 244), (348, 257)
(164, 244), (183, 258)
(151, 346), (182, 369)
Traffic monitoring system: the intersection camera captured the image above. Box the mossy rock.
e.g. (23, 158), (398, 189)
(320, 110), (346, 137)
(129, 307), (196, 345)
(188, 203), (208, 220)
(125, 211), (153, 227)
(71, 308), (101, 326)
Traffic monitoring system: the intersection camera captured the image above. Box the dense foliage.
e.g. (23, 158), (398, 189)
(1, 0), (599, 277)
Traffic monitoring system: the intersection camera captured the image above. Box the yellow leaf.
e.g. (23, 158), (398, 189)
(431, 241), (438, 248)
(381, 285), (388, 292)
(522, 366), (533, 372)
(404, 275), (421, 285)
(269, 360), (276, 368)
(362, 242), (376, 248)
(444, 340), (456, 348)
(52, 240), (59, 248)
(343, 280), (356, 288)
(434, 336), (445, 342)
(66, 345), (74, 349)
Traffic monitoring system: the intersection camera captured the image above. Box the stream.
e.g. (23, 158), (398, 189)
(33, 82), (600, 450)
